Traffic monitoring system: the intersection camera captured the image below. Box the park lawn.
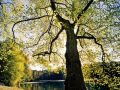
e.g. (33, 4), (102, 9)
(0, 86), (23, 90)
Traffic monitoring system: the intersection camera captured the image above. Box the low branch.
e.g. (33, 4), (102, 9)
(49, 26), (64, 52)
(26, 29), (49, 48)
(12, 15), (51, 42)
(33, 26), (64, 56)
(25, 15), (54, 48)
(76, 33), (105, 62)
(76, 36), (94, 39)
(75, 23), (106, 37)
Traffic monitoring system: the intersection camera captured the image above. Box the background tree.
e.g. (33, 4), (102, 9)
(0, 39), (32, 86)
(82, 61), (120, 89)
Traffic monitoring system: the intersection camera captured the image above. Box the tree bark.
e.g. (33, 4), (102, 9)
(65, 24), (86, 90)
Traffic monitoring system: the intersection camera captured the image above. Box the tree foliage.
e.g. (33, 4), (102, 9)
(0, 0), (119, 63)
(0, 0), (120, 89)
(0, 39), (32, 86)
(82, 62), (120, 89)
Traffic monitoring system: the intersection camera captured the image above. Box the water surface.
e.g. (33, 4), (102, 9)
(21, 80), (110, 90)
(21, 81), (64, 90)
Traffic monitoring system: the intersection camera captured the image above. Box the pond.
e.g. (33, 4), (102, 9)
(20, 80), (110, 90)
(21, 80), (65, 90)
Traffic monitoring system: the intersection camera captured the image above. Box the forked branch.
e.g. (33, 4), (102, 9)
(50, 0), (70, 25)
(33, 26), (64, 56)
(76, 33), (105, 62)
(74, 0), (93, 24)
(12, 15), (51, 42)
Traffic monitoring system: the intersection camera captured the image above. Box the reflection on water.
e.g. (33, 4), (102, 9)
(21, 82), (64, 90)
(21, 81), (110, 90)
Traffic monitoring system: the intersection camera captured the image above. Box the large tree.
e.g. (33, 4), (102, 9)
(0, 0), (120, 90)
(12, 0), (94, 89)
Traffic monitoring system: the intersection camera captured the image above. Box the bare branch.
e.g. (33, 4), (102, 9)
(25, 15), (54, 48)
(50, 0), (70, 25)
(53, 52), (65, 64)
(76, 36), (95, 39)
(65, 0), (72, 7)
(75, 23), (106, 36)
(76, 26), (80, 35)
(47, 15), (54, 34)
(39, 6), (51, 9)
(49, 26), (64, 52)
(76, 33), (105, 62)
(74, 0), (93, 24)
(26, 29), (49, 48)
(79, 40), (83, 48)
(33, 26), (64, 56)
(50, 0), (56, 11)
(54, 2), (69, 8)
(12, 15), (51, 42)
(80, 24), (105, 31)
(77, 0), (93, 19)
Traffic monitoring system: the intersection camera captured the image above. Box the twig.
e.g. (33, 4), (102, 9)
(12, 15), (51, 42)
(33, 26), (64, 56)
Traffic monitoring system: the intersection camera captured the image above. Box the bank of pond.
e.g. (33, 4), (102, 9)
(0, 86), (23, 90)
(20, 80), (114, 90)
(0, 80), (118, 90)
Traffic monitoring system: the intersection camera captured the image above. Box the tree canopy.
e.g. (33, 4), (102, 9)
(0, 0), (120, 89)
(0, 0), (119, 63)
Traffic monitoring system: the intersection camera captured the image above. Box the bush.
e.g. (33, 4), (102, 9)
(0, 40), (32, 86)
(82, 62), (120, 89)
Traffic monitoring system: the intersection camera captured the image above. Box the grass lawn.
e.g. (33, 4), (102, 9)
(0, 86), (23, 90)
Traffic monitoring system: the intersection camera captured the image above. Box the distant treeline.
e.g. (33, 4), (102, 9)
(32, 70), (65, 81)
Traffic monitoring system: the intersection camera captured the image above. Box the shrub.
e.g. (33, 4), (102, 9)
(0, 40), (32, 86)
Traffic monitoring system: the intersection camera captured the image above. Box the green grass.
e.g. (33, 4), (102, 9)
(0, 86), (23, 90)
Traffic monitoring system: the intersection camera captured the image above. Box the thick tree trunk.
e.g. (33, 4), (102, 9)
(65, 25), (86, 90)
